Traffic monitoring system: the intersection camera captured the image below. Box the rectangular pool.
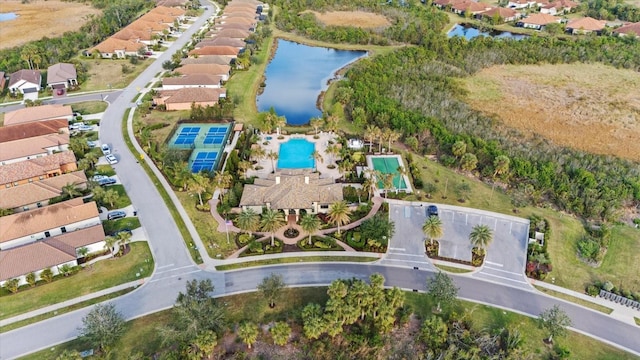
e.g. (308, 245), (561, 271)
(277, 138), (315, 169)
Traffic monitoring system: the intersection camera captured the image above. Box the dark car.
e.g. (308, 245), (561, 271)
(98, 178), (117, 186)
(107, 210), (126, 221)
(427, 205), (439, 218)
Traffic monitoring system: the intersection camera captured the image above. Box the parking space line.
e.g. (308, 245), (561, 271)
(387, 253), (425, 258)
(485, 261), (503, 267)
(476, 272), (528, 284)
(389, 247), (406, 251)
(483, 267), (523, 276)
(382, 259), (430, 265)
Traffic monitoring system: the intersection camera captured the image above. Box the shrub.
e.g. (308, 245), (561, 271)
(40, 268), (54, 283)
(238, 234), (254, 246)
(586, 285), (600, 297)
(577, 237), (600, 261)
(4, 278), (20, 293)
(26, 272), (36, 287)
(248, 241), (264, 254)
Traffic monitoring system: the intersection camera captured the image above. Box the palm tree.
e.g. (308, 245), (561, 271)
(364, 125), (379, 153)
(102, 189), (120, 208)
(77, 247), (89, 258)
(469, 224), (493, 251)
(104, 236), (118, 256)
(237, 209), (260, 237)
(461, 153), (478, 172)
(168, 161), (191, 191)
(267, 150), (278, 173)
(238, 322), (259, 349)
(213, 171), (233, 202)
(188, 173), (211, 207)
(85, 152), (99, 169)
(422, 216), (444, 245)
(325, 144), (339, 165)
(373, 127), (384, 153)
(116, 231), (133, 251)
(238, 160), (252, 178)
(251, 146), (266, 164)
(338, 159), (353, 179)
(382, 173), (395, 198)
(310, 150), (323, 172)
(77, 158), (92, 171)
(300, 213), (321, 245)
(260, 208), (285, 246)
(452, 140), (467, 158)
(61, 183), (82, 199)
(384, 128), (401, 153)
(493, 155), (510, 178)
(310, 117), (323, 135)
(327, 201), (351, 236)
(363, 176), (377, 201)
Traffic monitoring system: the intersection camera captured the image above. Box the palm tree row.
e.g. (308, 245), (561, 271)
(363, 125), (401, 154)
(422, 217), (493, 253)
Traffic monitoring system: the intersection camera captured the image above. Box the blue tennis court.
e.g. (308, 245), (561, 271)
(168, 123), (232, 173)
(190, 150), (219, 173)
(174, 126), (201, 145)
(203, 127), (226, 145)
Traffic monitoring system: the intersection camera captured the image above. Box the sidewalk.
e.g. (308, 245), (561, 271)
(531, 279), (639, 325)
(0, 279), (146, 327)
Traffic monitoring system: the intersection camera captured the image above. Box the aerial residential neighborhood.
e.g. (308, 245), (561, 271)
(0, 0), (639, 359)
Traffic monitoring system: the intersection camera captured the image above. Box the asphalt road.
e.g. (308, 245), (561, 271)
(0, 91), (123, 114)
(1, 2), (639, 359)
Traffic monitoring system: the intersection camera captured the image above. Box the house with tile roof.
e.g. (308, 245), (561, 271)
(46, 63), (77, 90)
(162, 74), (223, 90)
(154, 88), (227, 110)
(113, 28), (155, 45)
(219, 17), (258, 27)
(478, 7), (522, 22)
(507, 0), (538, 8)
(239, 171), (344, 221)
(0, 150), (77, 188)
(613, 22), (640, 37)
(3, 104), (73, 126)
(0, 119), (68, 143)
(213, 22), (256, 32)
(188, 46), (240, 57)
(0, 224), (106, 286)
(8, 69), (41, 95)
(90, 37), (147, 59)
(517, 13), (562, 29)
(153, 5), (186, 19)
(174, 64), (231, 81)
(0, 132), (70, 166)
(451, 1), (493, 15)
(180, 55), (235, 66)
(566, 17), (607, 34)
(197, 37), (247, 49)
(208, 28), (251, 39)
(156, 0), (188, 7)
(222, 11), (258, 19)
(0, 198), (101, 250)
(0, 171), (87, 212)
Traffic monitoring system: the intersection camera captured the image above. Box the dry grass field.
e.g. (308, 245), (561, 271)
(0, 0), (100, 49)
(463, 63), (640, 161)
(304, 10), (391, 28)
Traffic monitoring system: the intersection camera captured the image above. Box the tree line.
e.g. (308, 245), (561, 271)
(0, 0), (152, 73)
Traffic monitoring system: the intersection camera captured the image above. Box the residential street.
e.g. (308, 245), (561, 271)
(1, 2), (639, 360)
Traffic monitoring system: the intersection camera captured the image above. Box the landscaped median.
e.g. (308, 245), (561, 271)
(0, 242), (153, 322)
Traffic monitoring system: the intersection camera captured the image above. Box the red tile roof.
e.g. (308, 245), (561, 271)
(3, 105), (72, 126)
(613, 22), (640, 36)
(189, 46), (240, 56)
(567, 17), (607, 31)
(0, 150), (77, 185)
(0, 119), (68, 143)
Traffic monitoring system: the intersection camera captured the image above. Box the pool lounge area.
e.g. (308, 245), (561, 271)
(366, 154), (413, 194)
(168, 123), (232, 173)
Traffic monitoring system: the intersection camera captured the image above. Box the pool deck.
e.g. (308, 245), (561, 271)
(246, 132), (342, 180)
(366, 154), (413, 194)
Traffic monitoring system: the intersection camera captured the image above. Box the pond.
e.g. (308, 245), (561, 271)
(448, 24), (528, 40)
(257, 39), (367, 125)
(0, 12), (18, 22)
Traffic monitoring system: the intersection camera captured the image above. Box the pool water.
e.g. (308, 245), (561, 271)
(0, 13), (18, 22)
(371, 157), (408, 190)
(278, 139), (315, 169)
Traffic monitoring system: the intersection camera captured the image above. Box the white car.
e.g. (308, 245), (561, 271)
(78, 125), (94, 132)
(105, 154), (118, 165)
(101, 144), (111, 155)
(91, 174), (109, 182)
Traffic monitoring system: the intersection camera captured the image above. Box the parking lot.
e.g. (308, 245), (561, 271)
(387, 200), (531, 287)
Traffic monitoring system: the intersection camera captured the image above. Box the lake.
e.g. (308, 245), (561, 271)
(0, 12), (18, 22)
(257, 40), (367, 126)
(448, 24), (528, 40)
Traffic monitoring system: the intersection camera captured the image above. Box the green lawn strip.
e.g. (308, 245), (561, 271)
(635, 317), (640, 326)
(0, 288), (134, 333)
(173, 192), (234, 259)
(533, 286), (613, 314)
(23, 288), (634, 360)
(94, 164), (116, 177)
(215, 255), (378, 271)
(104, 184), (132, 210)
(121, 109), (202, 264)
(0, 242), (153, 320)
(433, 264), (473, 273)
(101, 217), (142, 236)
(71, 101), (108, 115)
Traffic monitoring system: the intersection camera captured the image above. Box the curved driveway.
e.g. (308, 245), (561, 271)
(1, 4), (639, 360)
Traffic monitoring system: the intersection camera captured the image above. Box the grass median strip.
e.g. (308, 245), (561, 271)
(534, 286), (613, 314)
(0, 242), (153, 320)
(434, 264), (473, 273)
(216, 256), (378, 271)
(0, 288), (135, 333)
(121, 109), (201, 264)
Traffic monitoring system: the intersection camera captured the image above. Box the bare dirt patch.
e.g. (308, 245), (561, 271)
(463, 63), (640, 161)
(0, 0), (100, 49)
(305, 10), (391, 28)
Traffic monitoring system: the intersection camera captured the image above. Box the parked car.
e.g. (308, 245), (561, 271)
(69, 122), (85, 131)
(101, 144), (111, 155)
(98, 178), (117, 186)
(87, 140), (97, 148)
(56, 88), (64, 96)
(105, 154), (118, 165)
(427, 205), (439, 218)
(107, 210), (126, 221)
(91, 174), (109, 182)
(78, 125), (93, 132)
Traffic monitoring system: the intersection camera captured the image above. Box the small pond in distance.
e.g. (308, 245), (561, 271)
(0, 12), (18, 22)
(257, 40), (367, 126)
(448, 24), (528, 40)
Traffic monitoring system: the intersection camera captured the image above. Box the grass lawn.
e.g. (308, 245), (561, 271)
(23, 288), (635, 360)
(0, 242), (153, 320)
(215, 255), (379, 270)
(534, 286), (613, 314)
(94, 164), (116, 177)
(72, 101), (108, 115)
(433, 264), (473, 273)
(105, 184), (133, 210)
(101, 217), (142, 236)
(78, 57), (152, 92)
(173, 191), (234, 258)
(133, 108), (190, 145)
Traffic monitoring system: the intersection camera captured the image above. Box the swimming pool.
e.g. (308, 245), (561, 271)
(278, 139), (315, 169)
(369, 155), (411, 191)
